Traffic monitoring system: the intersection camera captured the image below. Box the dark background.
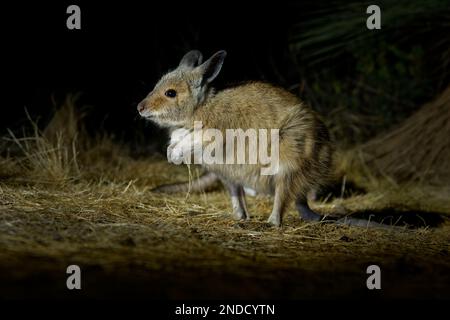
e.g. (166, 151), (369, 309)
(2, 1), (296, 144)
(2, 0), (449, 148)
(1, 1), (450, 303)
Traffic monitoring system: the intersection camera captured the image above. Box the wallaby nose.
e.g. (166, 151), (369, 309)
(137, 101), (146, 113)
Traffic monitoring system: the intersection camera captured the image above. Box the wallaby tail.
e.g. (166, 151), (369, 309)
(151, 172), (219, 194)
(331, 216), (394, 229)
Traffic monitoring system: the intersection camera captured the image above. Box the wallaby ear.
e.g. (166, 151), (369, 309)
(179, 50), (203, 69)
(197, 50), (227, 85)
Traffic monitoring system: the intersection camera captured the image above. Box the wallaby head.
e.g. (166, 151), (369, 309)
(138, 50), (227, 127)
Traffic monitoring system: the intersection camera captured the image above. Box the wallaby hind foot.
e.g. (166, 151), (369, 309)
(295, 196), (394, 229)
(296, 198), (322, 222)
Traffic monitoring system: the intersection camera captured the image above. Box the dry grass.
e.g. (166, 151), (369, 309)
(358, 86), (450, 185)
(1, 101), (450, 299)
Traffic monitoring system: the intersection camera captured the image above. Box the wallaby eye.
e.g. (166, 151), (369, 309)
(165, 89), (177, 98)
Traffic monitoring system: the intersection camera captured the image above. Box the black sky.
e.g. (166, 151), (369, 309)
(2, 1), (302, 138)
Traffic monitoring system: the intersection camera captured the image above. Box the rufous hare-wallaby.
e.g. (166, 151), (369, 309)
(138, 50), (383, 228)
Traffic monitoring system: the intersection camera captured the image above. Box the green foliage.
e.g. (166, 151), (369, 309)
(288, 0), (450, 146)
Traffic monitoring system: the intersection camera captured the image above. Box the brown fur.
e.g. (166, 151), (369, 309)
(138, 50), (333, 226)
(193, 82), (333, 197)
